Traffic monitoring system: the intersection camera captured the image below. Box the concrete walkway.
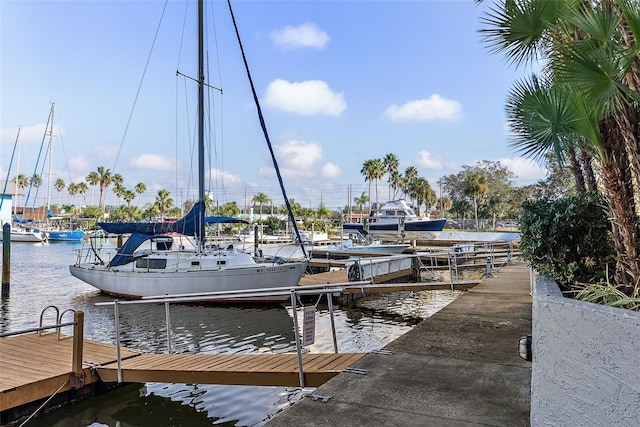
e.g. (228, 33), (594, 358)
(266, 262), (532, 426)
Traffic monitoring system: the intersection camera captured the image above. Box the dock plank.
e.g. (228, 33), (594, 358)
(96, 353), (367, 387)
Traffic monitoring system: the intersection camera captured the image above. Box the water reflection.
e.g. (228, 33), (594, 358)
(1, 242), (460, 426)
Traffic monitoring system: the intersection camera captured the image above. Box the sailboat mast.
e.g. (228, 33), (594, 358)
(197, 0), (206, 248)
(46, 102), (55, 211)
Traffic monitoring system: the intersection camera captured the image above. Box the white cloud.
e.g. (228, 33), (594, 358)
(271, 23), (330, 50)
(500, 157), (547, 182)
(67, 155), (89, 172)
(414, 150), (445, 170)
(258, 139), (325, 179)
(384, 94), (462, 122)
(129, 154), (176, 171)
(92, 146), (119, 162)
(321, 162), (342, 178)
(206, 168), (243, 186)
(263, 79), (346, 116)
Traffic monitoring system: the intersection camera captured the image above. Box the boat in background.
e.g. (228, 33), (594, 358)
(0, 128), (47, 243)
(46, 229), (84, 242)
(333, 239), (410, 254)
(0, 226), (46, 243)
(343, 199), (447, 241)
(45, 211), (84, 242)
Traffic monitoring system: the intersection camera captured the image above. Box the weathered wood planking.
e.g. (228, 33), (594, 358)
(96, 352), (367, 387)
(0, 332), (139, 412)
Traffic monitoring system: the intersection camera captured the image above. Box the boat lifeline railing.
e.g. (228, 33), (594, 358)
(94, 281), (371, 388)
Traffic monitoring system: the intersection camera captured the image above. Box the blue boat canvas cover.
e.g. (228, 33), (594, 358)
(100, 202), (247, 267)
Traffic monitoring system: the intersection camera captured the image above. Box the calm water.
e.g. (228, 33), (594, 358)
(0, 241), (459, 426)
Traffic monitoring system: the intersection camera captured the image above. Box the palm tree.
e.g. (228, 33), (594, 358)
(360, 160), (376, 210)
(252, 192), (271, 216)
(94, 166), (112, 210)
(68, 182), (79, 208)
(134, 182), (147, 206)
(86, 171), (99, 206)
(481, 0), (640, 286)
(143, 204), (159, 221)
(111, 173), (124, 207)
(354, 192), (369, 214)
(384, 153), (399, 201)
(403, 166), (418, 205)
(54, 178), (65, 211)
(76, 182), (89, 212)
(123, 190), (136, 207)
(113, 183), (126, 207)
(389, 170), (404, 200)
(370, 158), (385, 206)
(12, 173), (29, 210)
(463, 172), (489, 230)
(154, 189), (173, 220)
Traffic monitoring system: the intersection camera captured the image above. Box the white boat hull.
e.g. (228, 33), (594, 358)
(0, 228), (47, 243)
(69, 251), (307, 301)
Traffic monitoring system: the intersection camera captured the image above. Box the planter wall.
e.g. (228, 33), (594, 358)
(532, 275), (640, 426)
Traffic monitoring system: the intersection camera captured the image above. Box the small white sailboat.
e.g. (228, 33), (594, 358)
(69, 0), (308, 301)
(0, 127), (47, 243)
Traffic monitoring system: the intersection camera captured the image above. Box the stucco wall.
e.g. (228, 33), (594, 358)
(532, 276), (640, 426)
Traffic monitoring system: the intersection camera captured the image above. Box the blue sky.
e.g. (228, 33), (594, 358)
(1, 0), (544, 212)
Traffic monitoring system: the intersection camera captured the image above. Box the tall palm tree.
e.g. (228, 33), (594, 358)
(384, 153), (399, 201)
(76, 182), (88, 212)
(463, 172), (489, 230)
(54, 178), (65, 211)
(12, 173), (28, 211)
(134, 182), (147, 206)
(252, 192), (271, 216)
(68, 182), (79, 208)
(370, 158), (385, 206)
(113, 183), (126, 207)
(389, 170), (404, 200)
(360, 160), (376, 210)
(481, 0), (640, 286)
(154, 189), (173, 220)
(403, 166), (418, 206)
(94, 166), (112, 210)
(86, 171), (99, 206)
(111, 173), (124, 207)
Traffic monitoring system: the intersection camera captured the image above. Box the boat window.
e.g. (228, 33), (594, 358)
(217, 260), (227, 266)
(135, 258), (167, 269)
(191, 261), (200, 266)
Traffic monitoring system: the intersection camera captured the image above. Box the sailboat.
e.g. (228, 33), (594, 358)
(0, 127), (47, 243)
(69, 0), (308, 301)
(40, 103), (84, 242)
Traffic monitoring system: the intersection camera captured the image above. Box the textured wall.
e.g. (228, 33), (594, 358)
(531, 276), (640, 426)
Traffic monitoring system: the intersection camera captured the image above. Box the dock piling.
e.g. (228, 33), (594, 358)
(70, 310), (85, 388)
(2, 223), (10, 297)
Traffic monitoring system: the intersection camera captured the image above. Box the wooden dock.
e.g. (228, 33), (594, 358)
(96, 352), (366, 387)
(0, 332), (365, 416)
(0, 332), (139, 413)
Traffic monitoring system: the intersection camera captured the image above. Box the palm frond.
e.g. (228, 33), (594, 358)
(479, 0), (558, 67)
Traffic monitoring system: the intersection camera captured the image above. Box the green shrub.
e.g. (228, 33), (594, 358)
(519, 192), (615, 290)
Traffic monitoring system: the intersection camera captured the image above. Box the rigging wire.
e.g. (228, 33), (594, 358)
(226, 0), (308, 259)
(0, 126), (20, 212)
(111, 0), (170, 174)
